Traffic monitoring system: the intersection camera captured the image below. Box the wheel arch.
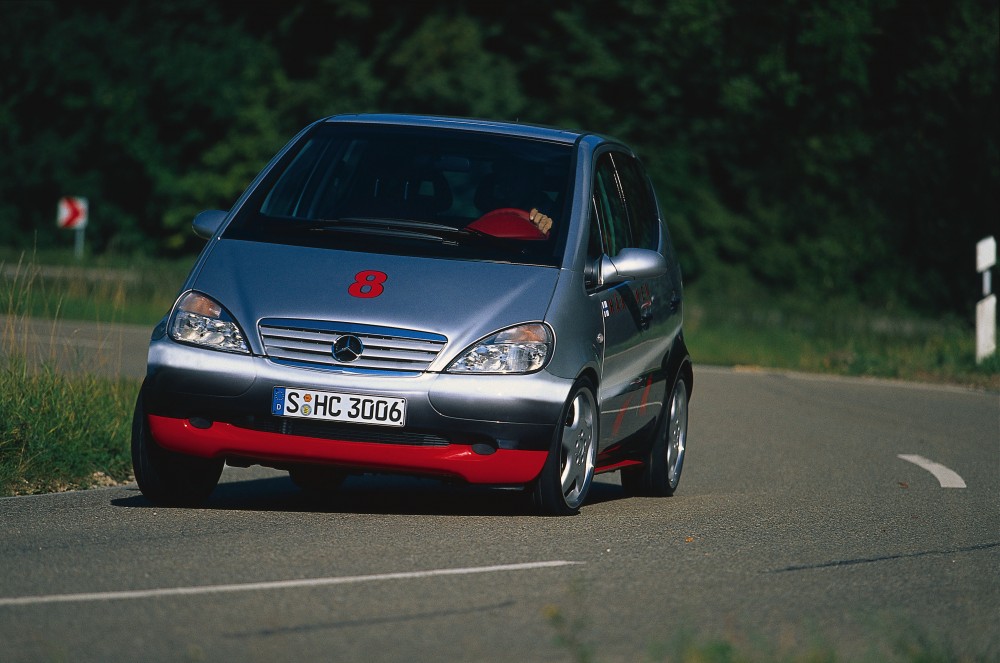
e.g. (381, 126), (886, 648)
(576, 366), (600, 393)
(664, 332), (693, 401)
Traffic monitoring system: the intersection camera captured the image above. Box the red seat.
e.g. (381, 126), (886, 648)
(466, 208), (547, 240)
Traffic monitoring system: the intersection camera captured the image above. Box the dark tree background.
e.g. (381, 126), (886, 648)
(1, 0), (996, 316)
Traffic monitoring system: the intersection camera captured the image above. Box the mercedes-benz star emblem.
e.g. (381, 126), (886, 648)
(332, 335), (364, 363)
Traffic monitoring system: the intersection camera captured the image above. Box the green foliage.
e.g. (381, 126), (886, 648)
(0, 0), (291, 254)
(381, 13), (527, 118)
(0, 0), (996, 316)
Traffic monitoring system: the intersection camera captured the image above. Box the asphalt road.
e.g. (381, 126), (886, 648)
(1, 363), (998, 661)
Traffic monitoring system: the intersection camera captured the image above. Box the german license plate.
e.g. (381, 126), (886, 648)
(271, 387), (406, 427)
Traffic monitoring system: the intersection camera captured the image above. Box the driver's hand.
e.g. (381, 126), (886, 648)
(529, 208), (553, 235)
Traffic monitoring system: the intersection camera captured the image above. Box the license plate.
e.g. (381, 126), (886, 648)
(271, 387), (406, 427)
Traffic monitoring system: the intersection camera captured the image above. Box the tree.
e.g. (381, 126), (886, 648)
(0, 0), (290, 253)
(0, 0), (994, 317)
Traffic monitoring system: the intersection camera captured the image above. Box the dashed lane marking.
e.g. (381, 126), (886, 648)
(897, 454), (967, 488)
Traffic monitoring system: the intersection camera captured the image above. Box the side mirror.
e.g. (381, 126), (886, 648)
(192, 210), (228, 239)
(599, 248), (668, 285)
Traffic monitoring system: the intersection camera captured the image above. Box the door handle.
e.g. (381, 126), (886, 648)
(639, 301), (653, 330)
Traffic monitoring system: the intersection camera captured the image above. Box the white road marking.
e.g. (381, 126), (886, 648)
(0, 560), (582, 608)
(897, 454), (967, 488)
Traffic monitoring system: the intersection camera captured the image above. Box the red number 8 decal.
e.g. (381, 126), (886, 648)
(349, 270), (387, 298)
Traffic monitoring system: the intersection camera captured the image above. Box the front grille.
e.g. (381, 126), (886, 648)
(259, 318), (447, 372)
(233, 415), (451, 447)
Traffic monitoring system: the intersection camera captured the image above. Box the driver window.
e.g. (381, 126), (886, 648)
(587, 197), (603, 262)
(592, 153), (630, 256)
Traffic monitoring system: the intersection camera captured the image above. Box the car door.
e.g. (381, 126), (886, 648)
(589, 151), (661, 450)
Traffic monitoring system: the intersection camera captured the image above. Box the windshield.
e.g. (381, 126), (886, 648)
(224, 122), (575, 266)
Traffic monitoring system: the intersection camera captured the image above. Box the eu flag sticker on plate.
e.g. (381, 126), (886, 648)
(271, 387), (286, 415)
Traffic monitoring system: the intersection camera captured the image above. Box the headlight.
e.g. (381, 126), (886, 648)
(447, 323), (552, 374)
(169, 291), (249, 354)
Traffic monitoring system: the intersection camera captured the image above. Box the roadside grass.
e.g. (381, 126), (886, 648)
(684, 284), (999, 391)
(0, 357), (137, 496)
(0, 248), (192, 325)
(1, 251), (145, 496)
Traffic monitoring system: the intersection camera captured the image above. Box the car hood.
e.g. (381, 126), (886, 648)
(189, 239), (561, 367)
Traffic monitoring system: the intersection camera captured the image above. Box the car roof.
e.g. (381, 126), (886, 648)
(322, 113), (591, 145)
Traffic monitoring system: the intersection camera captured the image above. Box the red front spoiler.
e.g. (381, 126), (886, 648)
(147, 415), (548, 485)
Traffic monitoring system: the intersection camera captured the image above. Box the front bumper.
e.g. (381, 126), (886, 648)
(142, 336), (572, 484)
(148, 415), (548, 484)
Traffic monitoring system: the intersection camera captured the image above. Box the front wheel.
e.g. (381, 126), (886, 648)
(621, 376), (688, 497)
(532, 379), (599, 516)
(131, 392), (223, 507)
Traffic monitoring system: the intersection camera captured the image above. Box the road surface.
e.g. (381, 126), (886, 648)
(1, 366), (997, 661)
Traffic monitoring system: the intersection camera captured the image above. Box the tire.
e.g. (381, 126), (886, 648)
(289, 466), (347, 500)
(131, 391), (224, 507)
(621, 375), (688, 497)
(532, 379), (599, 516)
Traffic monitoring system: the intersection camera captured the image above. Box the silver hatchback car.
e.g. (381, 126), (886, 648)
(132, 114), (692, 515)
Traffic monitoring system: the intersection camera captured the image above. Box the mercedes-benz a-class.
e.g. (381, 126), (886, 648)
(132, 114), (692, 515)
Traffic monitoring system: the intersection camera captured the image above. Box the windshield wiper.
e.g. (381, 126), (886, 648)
(292, 217), (549, 251)
(298, 217), (473, 243)
(302, 217), (457, 232)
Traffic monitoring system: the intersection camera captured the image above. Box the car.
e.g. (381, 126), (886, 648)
(132, 113), (692, 515)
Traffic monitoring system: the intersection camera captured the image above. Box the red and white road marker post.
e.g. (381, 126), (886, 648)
(57, 196), (88, 260)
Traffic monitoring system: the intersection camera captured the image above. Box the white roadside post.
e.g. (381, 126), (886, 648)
(57, 196), (89, 260)
(976, 236), (996, 364)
